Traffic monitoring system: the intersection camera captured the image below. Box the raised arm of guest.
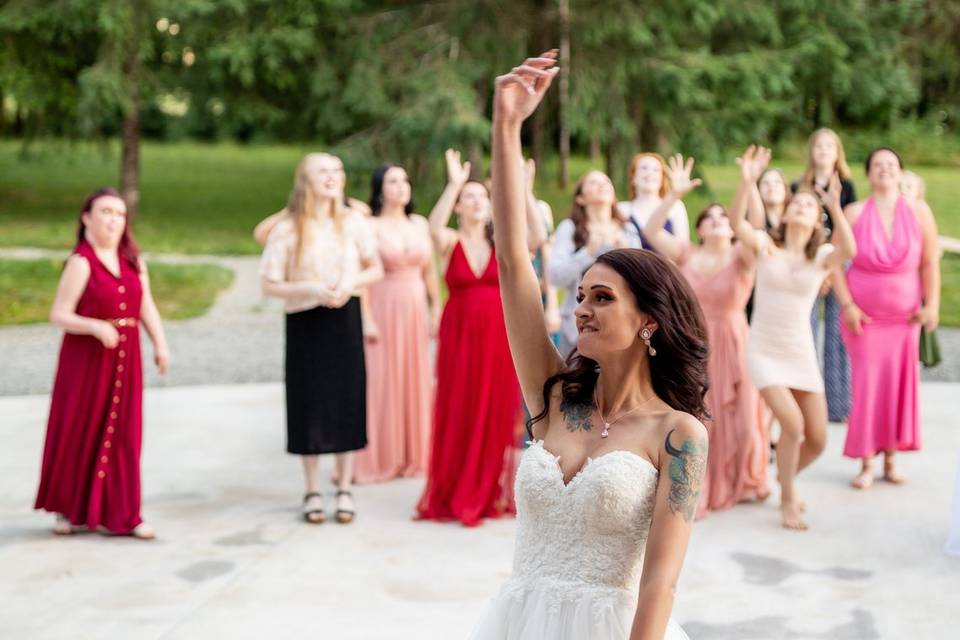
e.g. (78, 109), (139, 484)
(729, 145), (772, 257)
(815, 173), (857, 270)
(428, 149), (471, 259)
(643, 154), (702, 263)
(253, 210), (287, 246)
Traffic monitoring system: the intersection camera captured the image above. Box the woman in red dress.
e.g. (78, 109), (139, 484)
(35, 188), (170, 539)
(416, 149), (522, 526)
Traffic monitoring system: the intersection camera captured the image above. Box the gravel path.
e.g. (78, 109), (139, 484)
(0, 248), (284, 396)
(1, 247), (958, 396)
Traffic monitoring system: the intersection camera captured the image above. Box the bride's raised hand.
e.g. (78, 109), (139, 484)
(494, 50), (559, 125)
(666, 153), (703, 198)
(736, 145), (772, 184)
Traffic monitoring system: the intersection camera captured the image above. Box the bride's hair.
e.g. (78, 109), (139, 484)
(527, 249), (710, 436)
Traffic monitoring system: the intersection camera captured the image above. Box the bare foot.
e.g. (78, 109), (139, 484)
(851, 469), (874, 490)
(781, 500), (808, 530)
(882, 464), (906, 485)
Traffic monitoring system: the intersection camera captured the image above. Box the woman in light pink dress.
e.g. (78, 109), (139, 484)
(354, 164), (441, 483)
(645, 155), (768, 517)
(833, 148), (941, 489)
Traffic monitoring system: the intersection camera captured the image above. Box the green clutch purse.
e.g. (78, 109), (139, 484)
(920, 327), (942, 368)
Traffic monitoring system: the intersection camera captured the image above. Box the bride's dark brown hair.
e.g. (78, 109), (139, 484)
(527, 249), (710, 436)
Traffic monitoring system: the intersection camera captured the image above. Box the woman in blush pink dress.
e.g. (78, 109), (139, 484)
(645, 155), (768, 517)
(353, 164), (441, 483)
(834, 148), (941, 489)
(731, 146), (857, 531)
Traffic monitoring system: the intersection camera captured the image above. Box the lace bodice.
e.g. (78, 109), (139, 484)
(506, 441), (660, 607)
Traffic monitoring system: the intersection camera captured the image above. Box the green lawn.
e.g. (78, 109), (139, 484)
(2, 141), (959, 256)
(0, 258), (234, 325)
(942, 253), (960, 328)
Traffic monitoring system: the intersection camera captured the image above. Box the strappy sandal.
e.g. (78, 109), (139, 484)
(303, 492), (325, 524)
(335, 490), (355, 524)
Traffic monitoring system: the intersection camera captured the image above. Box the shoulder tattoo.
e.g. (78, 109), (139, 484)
(664, 428), (707, 522)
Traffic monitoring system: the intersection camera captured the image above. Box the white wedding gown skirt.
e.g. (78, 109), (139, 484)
(470, 442), (689, 640)
(947, 453), (960, 557)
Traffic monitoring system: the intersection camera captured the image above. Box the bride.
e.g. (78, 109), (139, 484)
(475, 51), (710, 640)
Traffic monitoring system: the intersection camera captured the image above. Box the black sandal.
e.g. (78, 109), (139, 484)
(335, 490), (355, 524)
(303, 492), (325, 524)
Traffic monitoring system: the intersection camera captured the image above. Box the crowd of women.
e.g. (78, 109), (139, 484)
(34, 93), (941, 540)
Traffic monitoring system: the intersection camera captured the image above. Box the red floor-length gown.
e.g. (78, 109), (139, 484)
(416, 241), (521, 526)
(35, 240), (145, 533)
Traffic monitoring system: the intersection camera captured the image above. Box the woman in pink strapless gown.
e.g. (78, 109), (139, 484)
(834, 148), (941, 489)
(644, 156), (768, 517)
(354, 165), (441, 483)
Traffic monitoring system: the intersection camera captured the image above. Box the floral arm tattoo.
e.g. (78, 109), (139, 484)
(664, 428), (707, 522)
(560, 396), (593, 433)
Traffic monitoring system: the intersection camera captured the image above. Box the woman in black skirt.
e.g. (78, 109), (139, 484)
(260, 152), (383, 524)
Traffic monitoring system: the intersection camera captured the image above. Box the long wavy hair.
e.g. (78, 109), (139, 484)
(74, 187), (140, 272)
(287, 152), (346, 269)
(768, 187), (824, 261)
(570, 171), (624, 250)
(800, 128), (852, 188)
(527, 249), (710, 436)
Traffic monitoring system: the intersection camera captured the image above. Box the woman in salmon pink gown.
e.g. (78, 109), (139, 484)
(354, 164), (441, 483)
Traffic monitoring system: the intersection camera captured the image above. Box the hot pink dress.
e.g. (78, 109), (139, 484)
(841, 196), (922, 458)
(354, 223), (433, 483)
(679, 249), (767, 514)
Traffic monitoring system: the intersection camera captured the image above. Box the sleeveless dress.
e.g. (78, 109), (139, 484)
(679, 250), (767, 513)
(841, 196), (922, 458)
(747, 232), (835, 392)
(470, 442), (689, 639)
(35, 240), (146, 534)
(354, 224), (433, 482)
(416, 241), (521, 526)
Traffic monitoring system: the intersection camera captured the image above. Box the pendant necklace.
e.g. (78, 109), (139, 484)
(594, 386), (657, 438)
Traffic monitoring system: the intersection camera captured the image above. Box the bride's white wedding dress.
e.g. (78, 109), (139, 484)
(471, 441), (690, 639)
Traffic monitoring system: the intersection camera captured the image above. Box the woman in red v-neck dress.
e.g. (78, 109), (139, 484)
(416, 150), (521, 526)
(35, 188), (170, 539)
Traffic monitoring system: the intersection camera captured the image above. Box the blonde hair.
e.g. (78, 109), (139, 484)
(901, 170), (926, 201)
(627, 152), (670, 199)
(801, 128), (852, 188)
(287, 152), (346, 269)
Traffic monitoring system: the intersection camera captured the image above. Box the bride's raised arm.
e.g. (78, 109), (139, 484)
(491, 51), (562, 420)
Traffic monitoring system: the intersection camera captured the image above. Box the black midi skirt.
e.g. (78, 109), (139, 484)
(284, 298), (367, 455)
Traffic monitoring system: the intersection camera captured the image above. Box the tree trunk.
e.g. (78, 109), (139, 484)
(589, 134), (600, 161)
(557, 0), (570, 188)
(120, 4), (143, 217)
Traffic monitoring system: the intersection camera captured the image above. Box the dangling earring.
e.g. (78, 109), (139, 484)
(641, 327), (656, 357)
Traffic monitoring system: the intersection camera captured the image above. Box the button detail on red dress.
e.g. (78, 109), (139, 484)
(115, 380), (122, 388)
(107, 426), (115, 434)
(113, 395), (120, 403)
(98, 471), (105, 479)
(118, 285), (126, 294)
(119, 350), (126, 358)
(101, 456), (108, 463)
(119, 302), (127, 311)
(104, 441), (112, 448)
